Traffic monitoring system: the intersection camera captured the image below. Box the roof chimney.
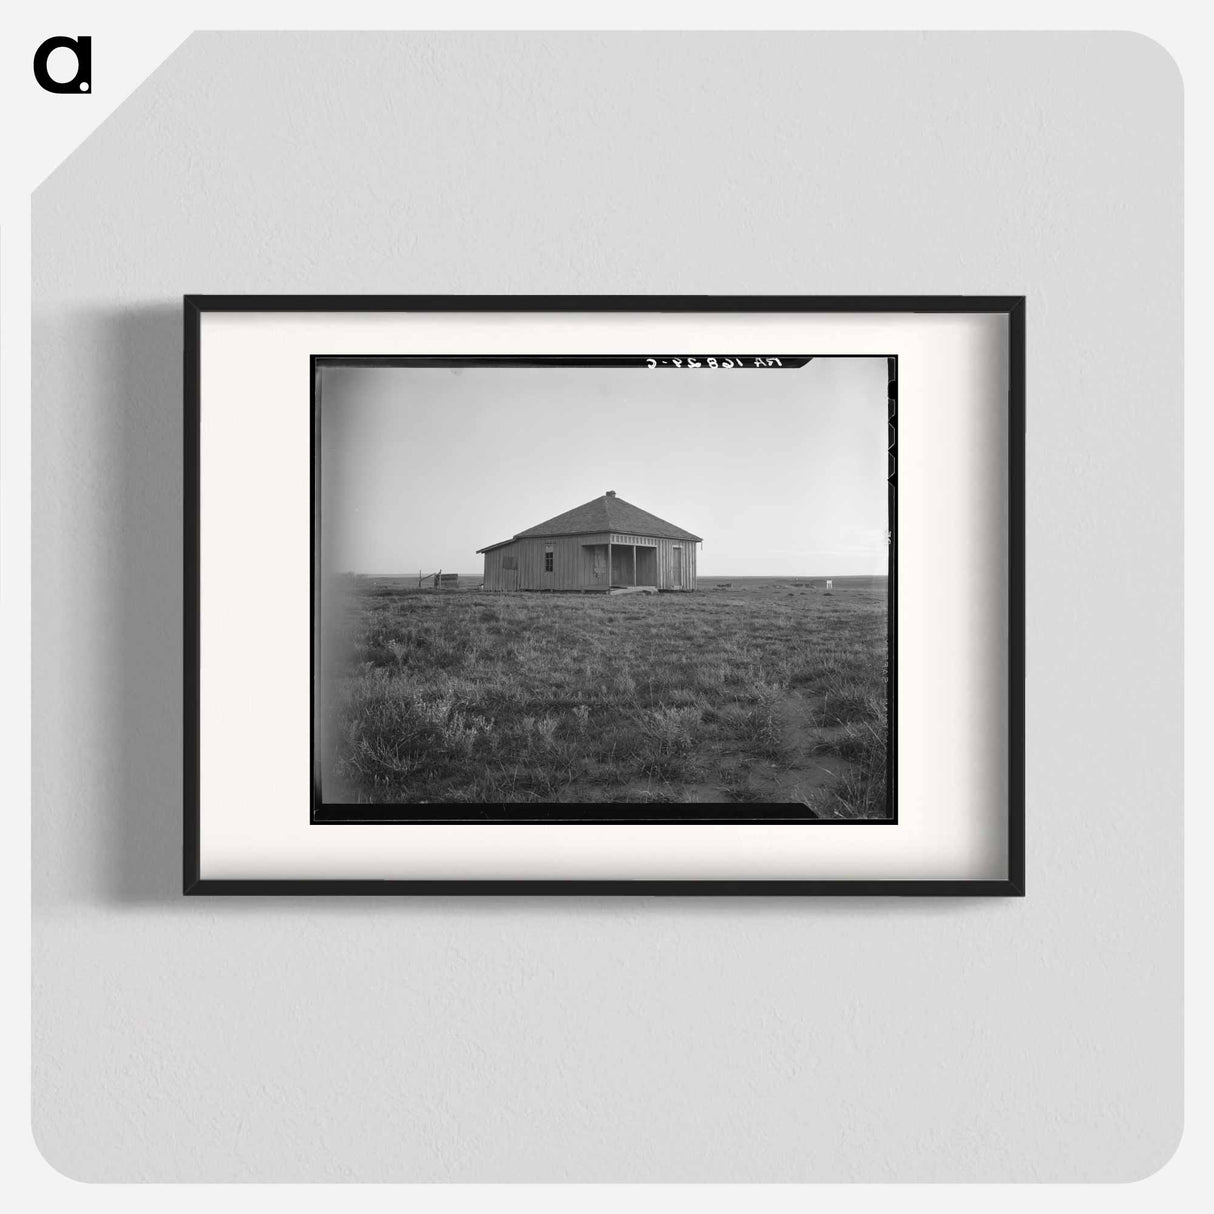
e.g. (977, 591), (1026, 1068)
(605, 489), (616, 497)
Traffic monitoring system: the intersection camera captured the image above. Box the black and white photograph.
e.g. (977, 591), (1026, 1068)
(314, 354), (895, 821)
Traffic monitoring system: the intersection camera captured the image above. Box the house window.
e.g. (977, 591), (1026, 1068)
(544, 551), (554, 573)
(502, 555), (517, 571)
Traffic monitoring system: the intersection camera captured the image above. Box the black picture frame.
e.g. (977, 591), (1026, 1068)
(184, 295), (1025, 896)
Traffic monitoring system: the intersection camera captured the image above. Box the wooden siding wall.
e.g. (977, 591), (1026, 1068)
(643, 536), (696, 590)
(482, 534), (697, 591)
(481, 544), (512, 591)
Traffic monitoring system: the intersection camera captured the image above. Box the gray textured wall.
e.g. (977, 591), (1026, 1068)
(32, 33), (1182, 1181)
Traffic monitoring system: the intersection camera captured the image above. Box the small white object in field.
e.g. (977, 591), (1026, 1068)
(826, 579), (833, 591)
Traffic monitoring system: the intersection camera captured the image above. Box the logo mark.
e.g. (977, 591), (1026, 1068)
(33, 35), (91, 94)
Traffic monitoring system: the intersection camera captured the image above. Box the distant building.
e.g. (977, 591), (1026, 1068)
(477, 491), (701, 592)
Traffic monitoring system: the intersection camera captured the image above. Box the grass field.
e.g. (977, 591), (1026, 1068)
(322, 577), (890, 816)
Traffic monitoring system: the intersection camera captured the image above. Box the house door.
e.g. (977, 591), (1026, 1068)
(672, 547), (682, 589)
(542, 545), (554, 588)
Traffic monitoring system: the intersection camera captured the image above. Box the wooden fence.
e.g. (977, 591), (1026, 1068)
(416, 570), (461, 588)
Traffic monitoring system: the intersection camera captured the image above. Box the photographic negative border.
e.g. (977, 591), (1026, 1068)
(309, 353), (897, 827)
(184, 296), (1024, 895)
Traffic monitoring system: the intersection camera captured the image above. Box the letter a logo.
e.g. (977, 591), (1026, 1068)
(34, 36), (92, 94)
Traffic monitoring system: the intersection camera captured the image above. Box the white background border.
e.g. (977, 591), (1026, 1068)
(3, 1), (1202, 1207)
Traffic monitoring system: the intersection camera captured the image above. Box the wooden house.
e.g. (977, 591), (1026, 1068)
(477, 491), (701, 592)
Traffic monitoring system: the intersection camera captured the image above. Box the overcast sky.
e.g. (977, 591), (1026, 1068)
(319, 358), (889, 577)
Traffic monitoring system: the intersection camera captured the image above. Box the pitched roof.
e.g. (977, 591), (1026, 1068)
(478, 493), (701, 552)
(476, 538), (517, 554)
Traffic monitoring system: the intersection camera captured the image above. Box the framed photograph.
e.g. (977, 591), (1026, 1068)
(185, 296), (1024, 894)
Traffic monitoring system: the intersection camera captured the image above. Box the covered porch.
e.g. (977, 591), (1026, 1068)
(584, 541), (658, 588)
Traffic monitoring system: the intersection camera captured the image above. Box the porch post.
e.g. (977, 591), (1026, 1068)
(607, 538), (612, 589)
(632, 545), (637, 587)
